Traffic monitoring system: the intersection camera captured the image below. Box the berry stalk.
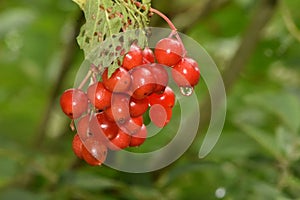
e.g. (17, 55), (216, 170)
(135, 1), (187, 56)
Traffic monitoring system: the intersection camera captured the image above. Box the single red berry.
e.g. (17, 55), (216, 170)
(77, 114), (105, 142)
(60, 88), (88, 119)
(87, 82), (112, 110)
(104, 94), (130, 124)
(145, 63), (169, 94)
(94, 112), (119, 140)
(129, 97), (149, 117)
(130, 67), (156, 100)
(142, 47), (155, 63)
(72, 133), (83, 159)
(129, 124), (147, 147)
(76, 115), (90, 141)
(122, 44), (143, 70)
(149, 104), (172, 128)
(102, 67), (131, 93)
(81, 138), (107, 166)
(108, 129), (131, 151)
(148, 86), (175, 108)
(120, 115), (143, 135)
(171, 57), (200, 87)
(154, 38), (184, 67)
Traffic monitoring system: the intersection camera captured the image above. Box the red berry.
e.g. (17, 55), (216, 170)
(121, 115), (143, 135)
(95, 112), (119, 140)
(102, 67), (131, 93)
(129, 97), (149, 117)
(171, 57), (200, 87)
(130, 67), (156, 100)
(60, 89), (88, 119)
(145, 63), (169, 94)
(142, 47), (155, 63)
(104, 94), (130, 124)
(148, 86), (175, 108)
(129, 124), (147, 147)
(81, 138), (107, 166)
(108, 129), (131, 150)
(149, 104), (172, 128)
(87, 82), (112, 110)
(122, 44), (143, 70)
(77, 114), (93, 141)
(72, 133), (83, 159)
(77, 114), (105, 142)
(154, 38), (184, 67)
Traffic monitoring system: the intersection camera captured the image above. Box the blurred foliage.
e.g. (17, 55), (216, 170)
(1, 0), (300, 199)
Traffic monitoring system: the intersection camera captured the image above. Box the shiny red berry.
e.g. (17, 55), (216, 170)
(171, 57), (200, 87)
(142, 47), (155, 63)
(108, 129), (131, 151)
(149, 104), (172, 128)
(154, 38), (184, 67)
(60, 89), (88, 119)
(130, 67), (156, 100)
(87, 82), (112, 110)
(121, 115), (143, 135)
(102, 67), (131, 93)
(129, 97), (149, 118)
(104, 94), (130, 124)
(145, 63), (169, 94)
(129, 124), (147, 147)
(72, 133), (83, 159)
(122, 44), (143, 70)
(148, 86), (175, 108)
(81, 138), (107, 166)
(77, 114), (105, 142)
(95, 112), (119, 140)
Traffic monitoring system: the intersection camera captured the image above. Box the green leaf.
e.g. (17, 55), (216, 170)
(235, 122), (284, 161)
(77, 0), (151, 74)
(72, 0), (86, 10)
(244, 91), (300, 133)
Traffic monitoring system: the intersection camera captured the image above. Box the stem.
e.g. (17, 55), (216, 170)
(149, 7), (177, 31)
(150, 7), (187, 56)
(78, 70), (92, 90)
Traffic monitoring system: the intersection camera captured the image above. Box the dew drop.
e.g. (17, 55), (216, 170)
(180, 86), (193, 96)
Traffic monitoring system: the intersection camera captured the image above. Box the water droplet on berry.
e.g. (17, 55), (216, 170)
(180, 86), (193, 96)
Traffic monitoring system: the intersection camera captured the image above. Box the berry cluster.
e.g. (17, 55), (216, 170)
(60, 37), (200, 166)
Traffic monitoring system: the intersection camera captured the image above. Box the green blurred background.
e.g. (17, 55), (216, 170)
(1, 0), (300, 199)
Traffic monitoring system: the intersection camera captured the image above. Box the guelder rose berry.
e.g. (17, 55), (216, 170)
(145, 63), (169, 94)
(171, 57), (200, 87)
(129, 124), (147, 147)
(72, 133), (83, 159)
(87, 82), (112, 110)
(122, 44), (143, 70)
(109, 129), (131, 151)
(102, 67), (131, 93)
(130, 67), (156, 100)
(154, 38), (184, 67)
(60, 88), (88, 119)
(148, 86), (175, 108)
(142, 47), (155, 63)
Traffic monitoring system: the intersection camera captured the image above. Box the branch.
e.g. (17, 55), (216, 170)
(33, 12), (84, 148)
